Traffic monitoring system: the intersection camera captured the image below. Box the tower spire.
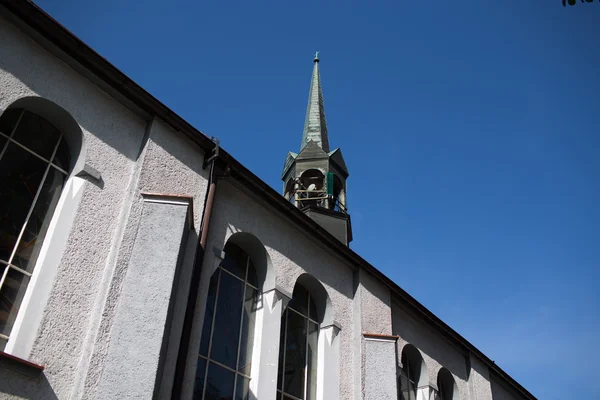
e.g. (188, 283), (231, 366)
(281, 52), (352, 245)
(301, 52), (330, 152)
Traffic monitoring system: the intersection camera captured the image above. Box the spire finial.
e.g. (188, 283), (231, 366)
(313, 51), (320, 62)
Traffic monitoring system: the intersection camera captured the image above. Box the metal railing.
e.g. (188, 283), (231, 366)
(292, 189), (348, 214)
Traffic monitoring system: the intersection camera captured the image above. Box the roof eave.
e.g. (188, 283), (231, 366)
(1, 3), (536, 399)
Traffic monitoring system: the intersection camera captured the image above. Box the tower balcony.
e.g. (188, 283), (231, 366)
(293, 189), (348, 214)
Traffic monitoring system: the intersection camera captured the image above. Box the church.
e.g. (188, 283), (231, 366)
(0, 2), (537, 399)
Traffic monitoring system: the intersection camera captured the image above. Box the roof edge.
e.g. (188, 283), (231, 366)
(2, 3), (535, 399)
(1, 0), (216, 154)
(219, 151), (537, 400)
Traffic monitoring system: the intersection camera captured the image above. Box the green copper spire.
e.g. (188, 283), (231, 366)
(301, 53), (330, 152)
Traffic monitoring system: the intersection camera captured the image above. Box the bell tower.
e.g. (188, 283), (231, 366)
(281, 53), (352, 245)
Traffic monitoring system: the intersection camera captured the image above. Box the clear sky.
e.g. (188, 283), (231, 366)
(34, 0), (598, 398)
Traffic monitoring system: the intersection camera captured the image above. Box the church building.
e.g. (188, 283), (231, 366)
(0, 2), (537, 399)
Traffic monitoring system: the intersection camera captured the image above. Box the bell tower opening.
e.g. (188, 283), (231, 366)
(280, 54), (352, 245)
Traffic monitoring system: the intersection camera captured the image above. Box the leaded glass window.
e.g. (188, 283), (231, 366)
(0, 109), (70, 350)
(277, 285), (318, 400)
(194, 242), (258, 400)
(398, 351), (417, 400)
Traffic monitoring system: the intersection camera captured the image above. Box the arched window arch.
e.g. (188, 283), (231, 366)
(277, 283), (319, 400)
(436, 368), (458, 400)
(299, 169), (324, 192)
(328, 174), (346, 213)
(398, 344), (427, 400)
(0, 108), (71, 350)
(194, 241), (259, 400)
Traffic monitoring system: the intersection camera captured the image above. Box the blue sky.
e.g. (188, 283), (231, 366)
(35, 0), (599, 398)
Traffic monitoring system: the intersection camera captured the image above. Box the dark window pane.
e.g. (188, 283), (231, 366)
(0, 136), (7, 155)
(282, 310), (307, 399)
(247, 261), (258, 287)
(409, 381), (417, 400)
(193, 357), (207, 400)
(12, 111), (60, 160)
(210, 271), (244, 369)
(221, 242), (248, 280)
(11, 167), (65, 273)
(204, 362), (235, 400)
(277, 310), (287, 391)
(199, 270), (220, 357)
(0, 109), (21, 137)
(52, 137), (71, 172)
(308, 295), (318, 322)
(0, 143), (47, 263)
(0, 336), (6, 352)
(288, 285), (309, 317)
(0, 266), (30, 337)
(238, 286), (257, 376)
(306, 322), (318, 400)
(235, 375), (250, 400)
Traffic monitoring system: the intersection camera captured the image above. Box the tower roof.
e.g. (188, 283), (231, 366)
(301, 52), (330, 152)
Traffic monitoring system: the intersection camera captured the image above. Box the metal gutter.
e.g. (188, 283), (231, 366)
(1, 2), (536, 399)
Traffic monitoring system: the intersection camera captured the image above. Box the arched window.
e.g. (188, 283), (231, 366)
(277, 284), (319, 400)
(437, 368), (457, 400)
(0, 108), (70, 350)
(398, 350), (418, 400)
(398, 344), (427, 400)
(194, 242), (259, 400)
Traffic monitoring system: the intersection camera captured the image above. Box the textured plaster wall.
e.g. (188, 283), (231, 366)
(96, 200), (191, 399)
(189, 180), (356, 399)
(391, 301), (470, 399)
(0, 14), (148, 399)
(357, 270), (394, 399)
(364, 339), (398, 399)
(137, 119), (208, 230)
(0, 15), (210, 399)
(81, 119), (208, 398)
(0, 368), (57, 400)
(490, 374), (526, 400)
(359, 269), (392, 335)
(469, 354), (494, 400)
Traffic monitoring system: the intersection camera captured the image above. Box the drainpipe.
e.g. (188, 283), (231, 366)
(200, 162), (216, 248)
(172, 139), (220, 399)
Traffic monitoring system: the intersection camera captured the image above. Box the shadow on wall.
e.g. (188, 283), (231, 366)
(0, 370), (58, 400)
(2, 18), (215, 173)
(222, 210), (354, 307)
(143, 117), (211, 185)
(392, 301), (470, 384)
(1, 19), (143, 162)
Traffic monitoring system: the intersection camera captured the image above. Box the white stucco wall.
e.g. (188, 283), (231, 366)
(357, 270), (396, 399)
(468, 353), (494, 400)
(80, 119), (209, 399)
(392, 301), (469, 399)
(183, 180), (356, 399)
(359, 269), (393, 335)
(490, 373), (530, 400)
(0, 9), (535, 400)
(0, 14), (148, 399)
(0, 13), (210, 399)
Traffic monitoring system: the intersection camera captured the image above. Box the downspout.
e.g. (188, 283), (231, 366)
(200, 163), (216, 248)
(172, 139), (220, 399)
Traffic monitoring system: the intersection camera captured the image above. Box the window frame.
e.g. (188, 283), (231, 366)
(277, 286), (319, 400)
(195, 244), (259, 400)
(398, 352), (418, 400)
(0, 108), (70, 349)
